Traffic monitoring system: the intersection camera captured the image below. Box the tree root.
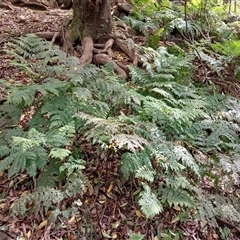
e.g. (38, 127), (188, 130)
(32, 31), (138, 79)
(79, 37), (94, 67)
(93, 53), (127, 79)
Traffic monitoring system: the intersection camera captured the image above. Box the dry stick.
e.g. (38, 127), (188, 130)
(178, 28), (209, 82)
(43, 223), (53, 240)
(34, 31), (59, 40)
(18, 2), (48, 10)
(216, 216), (240, 233)
(50, 32), (59, 47)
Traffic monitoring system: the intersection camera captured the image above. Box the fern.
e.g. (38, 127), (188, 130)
(160, 186), (194, 208)
(2, 34), (240, 237)
(128, 231), (145, 240)
(174, 146), (201, 177)
(12, 187), (65, 215)
(121, 149), (155, 181)
(138, 183), (163, 218)
(37, 158), (63, 188)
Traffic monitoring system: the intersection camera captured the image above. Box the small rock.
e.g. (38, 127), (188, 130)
(18, 15), (26, 23)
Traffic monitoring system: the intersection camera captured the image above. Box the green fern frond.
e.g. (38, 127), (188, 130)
(46, 122), (75, 147)
(37, 158), (62, 187)
(0, 146), (11, 158)
(111, 133), (148, 152)
(174, 146), (200, 177)
(151, 142), (185, 172)
(12, 187), (65, 215)
(135, 165), (156, 182)
(139, 183), (163, 218)
(212, 40), (240, 57)
(196, 198), (218, 229)
(160, 186), (195, 208)
(64, 171), (87, 197)
(49, 148), (71, 160)
(6, 86), (36, 106)
(121, 150), (153, 180)
(60, 156), (85, 177)
(78, 113), (147, 150)
(129, 66), (149, 84)
(123, 16), (158, 35)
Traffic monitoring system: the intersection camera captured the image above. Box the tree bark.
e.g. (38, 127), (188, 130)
(70, 0), (112, 44)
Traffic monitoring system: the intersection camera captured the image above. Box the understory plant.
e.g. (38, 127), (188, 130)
(0, 34), (239, 239)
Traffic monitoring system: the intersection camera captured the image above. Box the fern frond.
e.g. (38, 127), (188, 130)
(160, 186), (195, 208)
(111, 133), (148, 152)
(60, 156), (85, 177)
(174, 146), (200, 177)
(12, 187), (65, 215)
(139, 183), (163, 218)
(49, 148), (71, 160)
(121, 150), (153, 180)
(37, 158), (62, 187)
(135, 165), (156, 182)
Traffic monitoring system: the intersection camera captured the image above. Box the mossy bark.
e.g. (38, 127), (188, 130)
(70, 0), (112, 44)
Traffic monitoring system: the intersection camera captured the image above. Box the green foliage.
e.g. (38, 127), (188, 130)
(1, 33), (240, 238)
(128, 231), (145, 240)
(138, 183), (163, 218)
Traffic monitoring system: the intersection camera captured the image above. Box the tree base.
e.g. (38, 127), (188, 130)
(34, 30), (138, 79)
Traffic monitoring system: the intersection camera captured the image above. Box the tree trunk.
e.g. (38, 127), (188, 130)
(70, 0), (112, 44)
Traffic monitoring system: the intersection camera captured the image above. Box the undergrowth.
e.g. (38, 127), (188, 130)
(0, 34), (239, 239)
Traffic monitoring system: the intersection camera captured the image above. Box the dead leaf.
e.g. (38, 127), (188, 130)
(107, 183), (114, 193)
(37, 219), (48, 229)
(135, 210), (143, 218)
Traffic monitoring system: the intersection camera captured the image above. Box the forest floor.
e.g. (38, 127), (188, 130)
(0, 3), (240, 240)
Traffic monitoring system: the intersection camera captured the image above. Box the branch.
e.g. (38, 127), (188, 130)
(13, 2), (48, 10)
(216, 216), (240, 233)
(34, 32), (61, 40)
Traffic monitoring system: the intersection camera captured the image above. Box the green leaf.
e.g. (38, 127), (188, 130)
(49, 148), (71, 160)
(139, 183), (163, 218)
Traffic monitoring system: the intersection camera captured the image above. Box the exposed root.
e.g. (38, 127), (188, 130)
(79, 37), (94, 67)
(34, 31), (61, 40)
(110, 34), (138, 65)
(32, 31), (136, 79)
(93, 54), (127, 79)
(61, 29), (74, 54)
